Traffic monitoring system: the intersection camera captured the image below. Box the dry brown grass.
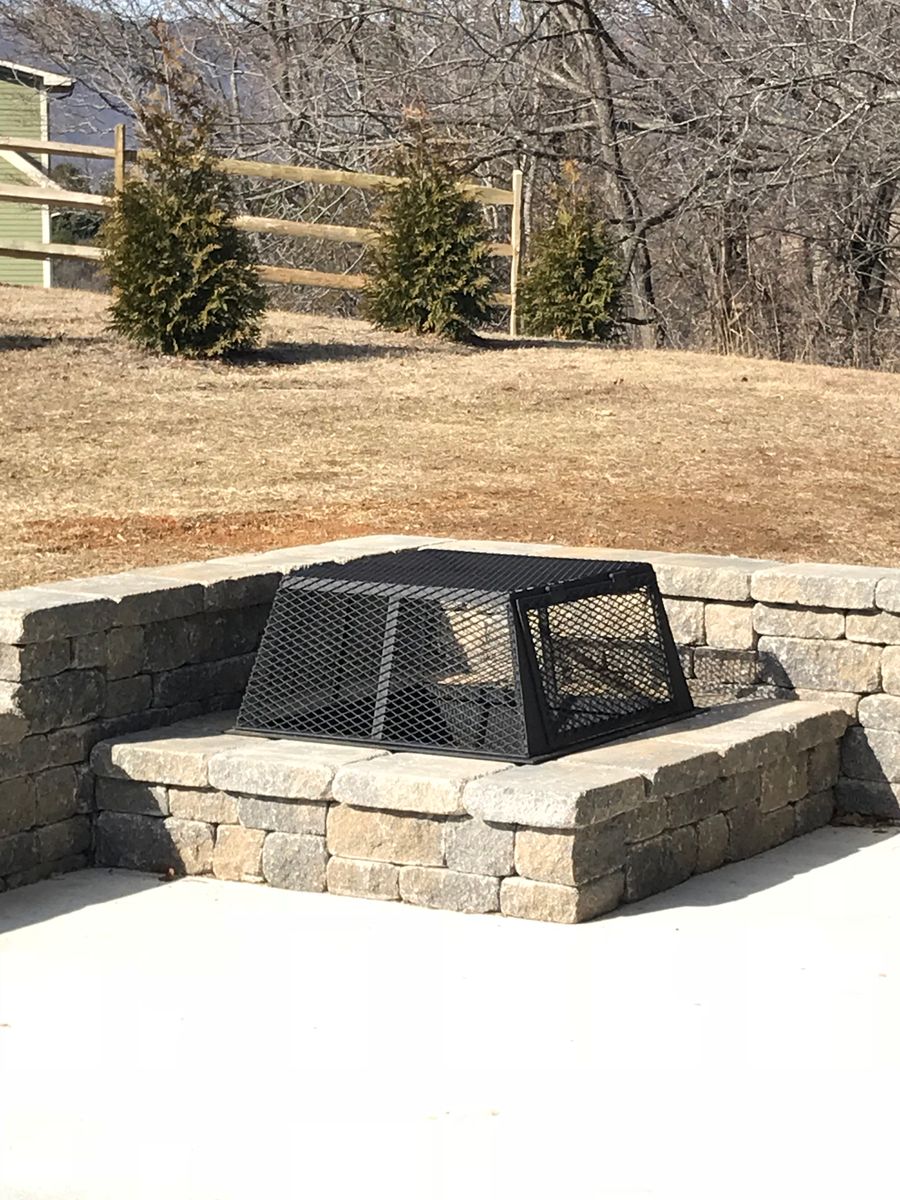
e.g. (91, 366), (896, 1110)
(1, 283), (899, 590)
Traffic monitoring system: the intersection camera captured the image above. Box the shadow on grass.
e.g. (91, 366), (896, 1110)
(0, 334), (104, 353)
(232, 339), (449, 367)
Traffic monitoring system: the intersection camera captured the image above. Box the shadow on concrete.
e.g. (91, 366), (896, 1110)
(0, 868), (165, 935)
(617, 824), (900, 917)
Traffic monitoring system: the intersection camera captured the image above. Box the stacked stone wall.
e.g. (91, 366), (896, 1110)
(1, 535), (897, 893)
(88, 701), (846, 923)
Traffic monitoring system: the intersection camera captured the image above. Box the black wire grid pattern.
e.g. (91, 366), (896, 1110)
(236, 549), (693, 761)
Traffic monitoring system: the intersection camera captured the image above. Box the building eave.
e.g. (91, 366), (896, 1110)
(0, 59), (75, 93)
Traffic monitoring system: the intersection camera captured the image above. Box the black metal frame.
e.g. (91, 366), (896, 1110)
(236, 548), (695, 762)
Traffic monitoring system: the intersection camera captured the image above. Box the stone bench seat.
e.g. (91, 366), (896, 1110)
(89, 699), (849, 924)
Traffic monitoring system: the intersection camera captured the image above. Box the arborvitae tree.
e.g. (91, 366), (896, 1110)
(519, 164), (623, 342)
(101, 35), (266, 358)
(364, 118), (494, 342)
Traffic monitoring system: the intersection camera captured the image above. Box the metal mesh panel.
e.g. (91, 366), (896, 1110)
(236, 549), (694, 761)
(523, 585), (672, 738)
(237, 574), (527, 757)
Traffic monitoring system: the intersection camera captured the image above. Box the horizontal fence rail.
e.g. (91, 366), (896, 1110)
(0, 130), (523, 328)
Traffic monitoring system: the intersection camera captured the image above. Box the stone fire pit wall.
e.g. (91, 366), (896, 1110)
(0, 533), (899, 895)
(88, 702), (847, 923)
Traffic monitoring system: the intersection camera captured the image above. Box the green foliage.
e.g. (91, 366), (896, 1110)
(101, 36), (266, 358)
(519, 167), (623, 342)
(364, 120), (494, 342)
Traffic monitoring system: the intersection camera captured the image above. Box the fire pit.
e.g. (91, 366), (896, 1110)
(236, 549), (694, 761)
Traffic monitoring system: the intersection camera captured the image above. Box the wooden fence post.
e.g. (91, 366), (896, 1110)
(113, 124), (126, 193)
(509, 168), (524, 336)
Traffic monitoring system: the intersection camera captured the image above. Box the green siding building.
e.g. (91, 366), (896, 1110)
(0, 60), (73, 286)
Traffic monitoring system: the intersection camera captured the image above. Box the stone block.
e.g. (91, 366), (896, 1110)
(463, 761), (644, 829)
(695, 814), (729, 874)
(210, 741), (380, 802)
(36, 815), (91, 862)
(882, 647), (900, 695)
(760, 806), (796, 851)
(70, 632), (106, 670)
(621, 798), (668, 843)
(572, 736), (721, 797)
(326, 856), (400, 901)
(332, 753), (505, 817)
(721, 769), (762, 808)
(858, 694), (900, 729)
(261, 831), (327, 892)
(757, 637), (881, 692)
(692, 648), (761, 687)
(759, 753), (808, 812)
(398, 866), (499, 914)
(213, 825), (265, 881)
(74, 766), (93, 814)
(655, 556), (772, 602)
(727, 802), (793, 860)
(39, 573), (204, 626)
(9, 669), (106, 734)
(846, 613), (900, 644)
(704, 604), (756, 651)
(443, 818), (514, 876)
(0, 639), (70, 682)
(794, 790), (834, 836)
(732, 701), (849, 750)
(666, 780), (723, 828)
(514, 821), (625, 886)
(0, 830), (38, 876)
(874, 575), (900, 615)
(0, 705), (27, 746)
(807, 740), (840, 791)
(0, 587), (115, 645)
(499, 873), (624, 924)
(0, 776), (36, 837)
(237, 795), (328, 835)
(95, 776), (169, 817)
(726, 802), (760, 861)
(139, 560), (282, 612)
(142, 617), (197, 673)
(751, 564), (882, 610)
(660, 709), (788, 773)
(841, 727), (900, 783)
(168, 788), (238, 824)
(105, 626), (145, 680)
(91, 729), (245, 788)
(326, 804), (444, 865)
(94, 812), (214, 874)
(152, 655), (255, 708)
(772, 689), (860, 719)
(625, 827), (697, 901)
(752, 605), (844, 640)
(834, 779), (900, 819)
(0, 735), (47, 782)
(33, 766), (79, 825)
(663, 599), (704, 645)
(104, 675), (153, 719)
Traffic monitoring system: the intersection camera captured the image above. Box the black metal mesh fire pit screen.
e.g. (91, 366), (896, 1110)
(236, 549), (694, 762)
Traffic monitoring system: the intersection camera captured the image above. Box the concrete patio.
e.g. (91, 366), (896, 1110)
(1, 824), (899, 1200)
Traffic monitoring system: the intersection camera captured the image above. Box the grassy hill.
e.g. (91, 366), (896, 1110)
(1, 284), (898, 589)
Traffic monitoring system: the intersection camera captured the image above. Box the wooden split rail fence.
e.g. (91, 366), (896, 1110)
(0, 126), (525, 333)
